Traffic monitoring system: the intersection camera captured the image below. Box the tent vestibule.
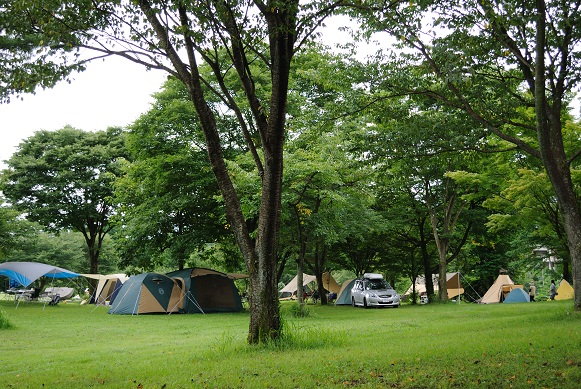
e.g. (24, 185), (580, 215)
(166, 268), (243, 313)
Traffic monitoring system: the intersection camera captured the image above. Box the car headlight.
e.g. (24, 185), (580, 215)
(368, 292), (378, 298)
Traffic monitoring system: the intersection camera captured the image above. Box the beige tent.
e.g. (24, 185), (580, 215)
(555, 279), (574, 300)
(279, 274), (317, 295)
(279, 272), (340, 298)
(405, 273), (464, 299)
(83, 273), (129, 305)
(321, 272), (341, 293)
(481, 273), (523, 304)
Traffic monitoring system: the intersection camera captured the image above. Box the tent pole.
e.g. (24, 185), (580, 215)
(106, 283), (133, 314)
(42, 274), (56, 311)
(184, 291), (205, 314)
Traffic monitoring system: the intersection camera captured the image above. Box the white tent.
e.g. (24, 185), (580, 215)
(405, 273), (464, 299)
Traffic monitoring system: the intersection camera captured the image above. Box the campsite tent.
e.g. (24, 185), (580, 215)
(404, 273), (464, 299)
(108, 273), (184, 315)
(279, 274), (317, 298)
(503, 287), (530, 303)
(555, 279), (574, 300)
(166, 268), (243, 313)
(83, 273), (129, 305)
(480, 273), (523, 304)
(335, 279), (356, 305)
(0, 261), (79, 287)
(279, 272), (340, 299)
(321, 272), (341, 294)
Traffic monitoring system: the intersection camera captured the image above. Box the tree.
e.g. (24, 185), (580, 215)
(4, 228), (87, 273)
(1, 0), (342, 342)
(113, 78), (231, 272)
(350, 0), (581, 309)
(0, 196), (32, 259)
(1, 126), (127, 274)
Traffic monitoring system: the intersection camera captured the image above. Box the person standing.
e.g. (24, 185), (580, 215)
(529, 281), (536, 302)
(549, 280), (557, 300)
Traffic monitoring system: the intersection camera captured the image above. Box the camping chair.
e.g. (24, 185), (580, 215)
(48, 294), (61, 306)
(16, 288), (35, 302)
(29, 288), (41, 301)
(310, 291), (320, 305)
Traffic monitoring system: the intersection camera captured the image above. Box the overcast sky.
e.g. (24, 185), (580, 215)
(0, 57), (167, 168)
(0, 17), (354, 170)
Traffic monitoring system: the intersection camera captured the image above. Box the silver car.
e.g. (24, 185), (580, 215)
(351, 274), (400, 308)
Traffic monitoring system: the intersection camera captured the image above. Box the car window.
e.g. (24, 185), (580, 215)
(368, 279), (390, 290)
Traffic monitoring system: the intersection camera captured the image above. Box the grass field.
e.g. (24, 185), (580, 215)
(1, 297), (580, 388)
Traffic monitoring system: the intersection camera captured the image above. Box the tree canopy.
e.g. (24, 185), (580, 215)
(1, 126), (127, 274)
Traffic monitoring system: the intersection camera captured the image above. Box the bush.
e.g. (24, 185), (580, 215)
(287, 302), (310, 318)
(0, 306), (14, 330)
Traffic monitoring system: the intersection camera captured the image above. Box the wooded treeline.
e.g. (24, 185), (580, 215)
(1, 0), (580, 343)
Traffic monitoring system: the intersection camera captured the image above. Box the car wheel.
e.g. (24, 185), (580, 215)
(363, 298), (368, 309)
(351, 297), (356, 307)
(394, 304), (400, 308)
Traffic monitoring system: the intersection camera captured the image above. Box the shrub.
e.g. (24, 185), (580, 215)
(0, 306), (14, 330)
(287, 302), (310, 318)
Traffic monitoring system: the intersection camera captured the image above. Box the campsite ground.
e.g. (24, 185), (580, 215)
(1, 298), (580, 388)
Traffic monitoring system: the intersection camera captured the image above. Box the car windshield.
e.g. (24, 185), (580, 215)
(367, 279), (390, 290)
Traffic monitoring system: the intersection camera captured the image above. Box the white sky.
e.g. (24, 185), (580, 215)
(0, 18), (354, 170)
(0, 57), (168, 168)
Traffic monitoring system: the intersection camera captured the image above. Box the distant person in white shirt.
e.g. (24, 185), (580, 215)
(529, 281), (536, 302)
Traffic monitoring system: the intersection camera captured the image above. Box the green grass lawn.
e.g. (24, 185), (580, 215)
(1, 298), (579, 388)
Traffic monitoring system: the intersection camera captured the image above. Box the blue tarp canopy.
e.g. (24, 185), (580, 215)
(0, 261), (80, 288)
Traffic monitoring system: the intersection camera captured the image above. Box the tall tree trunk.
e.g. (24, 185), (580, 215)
(418, 216), (435, 297)
(534, 0), (581, 310)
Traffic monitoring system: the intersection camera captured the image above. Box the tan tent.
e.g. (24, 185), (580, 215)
(279, 274), (317, 295)
(279, 272), (340, 299)
(555, 279), (574, 300)
(321, 272), (341, 293)
(481, 273), (523, 304)
(405, 273), (464, 299)
(83, 273), (129, 305)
